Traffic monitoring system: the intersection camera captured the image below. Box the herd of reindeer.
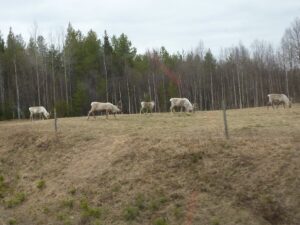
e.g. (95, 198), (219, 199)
(28, 93), (293, 121)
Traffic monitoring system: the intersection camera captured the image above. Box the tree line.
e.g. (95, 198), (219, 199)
(0, 18), (299, 120)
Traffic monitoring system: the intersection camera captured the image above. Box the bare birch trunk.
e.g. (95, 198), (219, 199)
(126, 77), (131, 114)
(255, 77), (259, 107)
(162, 75), (167, 111)
(210, 71), (214, 110)
(45, 61), (49, 108)
(133, 85), (137, 113)
(51, 50), (56, 106)
(232, 71), (237, 108)
(113, 76), (117, 104)
(285, 67), (289, 97)
(152, 73), (160, 112)
(63, 50), (69, 107)
(35, 52), (41, 106)
(68, 62), (72, 111)
(199, 75), (203, 110)
(13, 58), (20, 119)
(33, 24), (41, 106)
(103, 49), (109, 102)
(118, 82), (123, 113)
(148, 75), (152, 101)
(237, 68), (242, 109)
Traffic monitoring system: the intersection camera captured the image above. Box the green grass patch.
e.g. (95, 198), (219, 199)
(210, 218), (220, 225)
(8, 218), (17, 225)
(134, 193), (147, 210)
(123, 206), (139, 221)
(68, 187), (76, 195)
(153, 217), (168, 225)
(61, 198), (74, 209)
(36, 180), (46, 190)
(0, 175), (7, 198)
(80, 199), (102, 219)
(149, 195), (168, 212)
(6, 192), (26, 208)
(173, 204), (184, 219)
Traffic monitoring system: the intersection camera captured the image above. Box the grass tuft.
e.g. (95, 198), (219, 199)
(36, 180), (46, 190)
(6, 192), (26, 208)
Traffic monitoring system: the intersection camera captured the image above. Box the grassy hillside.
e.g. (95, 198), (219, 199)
(0, 106), (299, 225)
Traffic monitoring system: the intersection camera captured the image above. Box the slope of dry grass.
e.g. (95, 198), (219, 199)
(0, 105), (299, 225)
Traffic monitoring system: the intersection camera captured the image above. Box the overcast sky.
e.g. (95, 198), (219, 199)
(0, 0), (299, 55)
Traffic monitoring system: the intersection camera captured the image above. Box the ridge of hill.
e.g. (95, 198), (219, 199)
(0, 106), (299, 225)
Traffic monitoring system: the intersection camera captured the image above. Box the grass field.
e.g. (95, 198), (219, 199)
(0, 105), (299, 225)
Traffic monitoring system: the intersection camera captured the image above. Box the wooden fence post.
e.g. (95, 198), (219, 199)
(54, 108), (57, 133)
(222, 100), (229, 139)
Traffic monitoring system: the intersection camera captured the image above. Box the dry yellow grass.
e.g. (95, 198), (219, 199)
(0, 105), (299, 225)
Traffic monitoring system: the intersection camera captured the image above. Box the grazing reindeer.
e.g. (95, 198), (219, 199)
(87, 102), (121, 120)
(267, 94), (291, 109)
(170, 98), (193, 113)
(29, 106), (50, 121)
(140, 101), (155, 114)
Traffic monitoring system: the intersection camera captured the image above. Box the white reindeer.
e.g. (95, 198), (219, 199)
(87, 102), (121, 120)
(29, 106), (50, 121)
(170, 98), (193, 113)
(267, 94), (291, 109)
(140, 101), (155, 114)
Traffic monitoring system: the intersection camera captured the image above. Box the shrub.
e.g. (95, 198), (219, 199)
(153, 217), (168, 225)
(211, 218), (220, 225)
(173, 205), (184, 219)
(123, 206), (139, 221)
(258, 195), (285, 223)
(8, 218), (17, 225)
(149, 195), (167, 212)
(6, 192), (26, 208)
(80, 199), (102, 219)
(36, 180), (46, 190)
(135, 193), (147, 210)
(68, 187), (76, 195)
(61, 198), (74, 209)
(0, 175), (6, 198)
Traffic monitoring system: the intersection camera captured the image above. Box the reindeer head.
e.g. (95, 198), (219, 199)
(44, 111), (50, 119)
(117, 100), (123, 112)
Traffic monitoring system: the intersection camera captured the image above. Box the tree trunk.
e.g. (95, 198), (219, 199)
(103, 49), (109, 102)
(0, 73), (4, 114)
(35, 51), (41, 106)
(210, 70), (214, 110)
(148, 75), (152, 101)
(152, 73), (160, 112)
(13, 58), (20, 119)
(255, 77), (259, 107)
(126, 77), (131, 114)
(162, 75), (167, 111)
(285, 67), (289, 97)
(51, 50), (56, 107)
(232, 70), (237, 108)
(199, 74), (203, 110)
(133, 85), (137, 113)
(63, 50), (69, 107)
(237, 67), (242, 109)
(45, 61), (49, 109)
(118, 82), (123, 113)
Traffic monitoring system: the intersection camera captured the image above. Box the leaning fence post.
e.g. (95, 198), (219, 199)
(222, 100), (229, 139)
(54, 108), (58, 133)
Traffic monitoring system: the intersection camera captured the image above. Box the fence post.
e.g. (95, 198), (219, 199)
(54, 108), (58, 133)
(222, 100), (229, 139)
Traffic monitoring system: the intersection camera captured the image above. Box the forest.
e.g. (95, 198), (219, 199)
(0, 18), (299, 120)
